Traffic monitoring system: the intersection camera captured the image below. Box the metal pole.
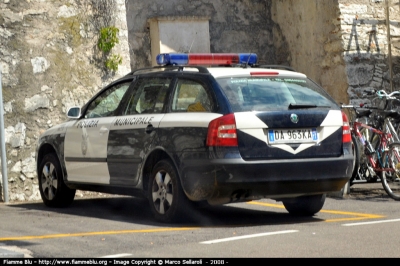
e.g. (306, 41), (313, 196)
(0, 65), (9, 203)
(386, 0), (394, 92)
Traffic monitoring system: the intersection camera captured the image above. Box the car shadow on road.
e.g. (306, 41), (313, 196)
(4, 195), (324, 228)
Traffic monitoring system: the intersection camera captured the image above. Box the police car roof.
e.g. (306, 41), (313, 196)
(205, 67), (307, 79)
(152, 53), (307, 79)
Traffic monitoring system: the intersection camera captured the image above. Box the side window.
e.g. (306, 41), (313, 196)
(171, 79), (212, 112)
(125, 77), (171, 115)
(85, 82), (131, 118)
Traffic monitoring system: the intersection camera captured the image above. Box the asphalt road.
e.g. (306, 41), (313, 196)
(0, 181), (399, 259)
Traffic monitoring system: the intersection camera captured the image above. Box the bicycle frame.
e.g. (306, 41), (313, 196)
(369, 111), (400, 144)
(352, 121), (396, 173)
(384, 117), (400, 142)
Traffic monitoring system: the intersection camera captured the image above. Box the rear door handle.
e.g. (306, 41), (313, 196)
(145, 124), (154, 134)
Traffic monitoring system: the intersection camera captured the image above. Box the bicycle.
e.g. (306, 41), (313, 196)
(342, 103), (377, 184)
(366, 90), (400, 185)
(343, 104), (400, 200)
(344, 90), (400, 184)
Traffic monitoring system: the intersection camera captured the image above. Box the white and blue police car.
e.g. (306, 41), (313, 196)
(36, 53), (353, 222)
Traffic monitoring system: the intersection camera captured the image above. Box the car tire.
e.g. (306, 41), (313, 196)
(148, 159), (191, 223)
(282, 194), (326, 216)
(38, 153), (76, 207)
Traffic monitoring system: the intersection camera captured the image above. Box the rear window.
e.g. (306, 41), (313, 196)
(216, 77), (337, 112)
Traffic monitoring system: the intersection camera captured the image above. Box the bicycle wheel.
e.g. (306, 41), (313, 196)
(350, 133), (360, 185)
(365, 133), (379, 183)
(358, 126), (378, 183)
(380, 142), (400, 200)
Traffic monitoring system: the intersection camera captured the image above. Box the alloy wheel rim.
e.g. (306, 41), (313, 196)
(152, 170), (173, 214)
(41, 162), (58, 200)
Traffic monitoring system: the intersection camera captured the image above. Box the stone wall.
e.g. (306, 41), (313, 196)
(339, 0), (400, 105)
(272, 0), (400, 106)
(125, 0), (278, 69)
(272, 0), (349, 104)
(0, 0), (130, 201)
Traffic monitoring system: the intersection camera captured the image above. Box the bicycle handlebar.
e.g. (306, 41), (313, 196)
(341, 89), (400, 115)
(341, 104), (354, 109)
(376, 90), (400, 99)
(340, 104), (378, 110)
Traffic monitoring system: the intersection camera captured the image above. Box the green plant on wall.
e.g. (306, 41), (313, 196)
(98, 26), (119, 52)
(105, 54), (123, 72)
(98, 26), (122, 71)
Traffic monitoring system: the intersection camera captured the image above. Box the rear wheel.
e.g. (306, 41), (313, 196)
(38, 153), (76, 207)
(148, 159), (191, 223)
(380, 142), (400, 200)
(366, 133), (380, 183)
(360, 131), (378, 183)
(350, 134), (360, 185)
(352, 122), (378, 183)
(282, 194), (326, 216)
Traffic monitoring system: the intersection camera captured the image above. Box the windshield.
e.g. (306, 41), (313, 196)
(216, 77), (337, 112)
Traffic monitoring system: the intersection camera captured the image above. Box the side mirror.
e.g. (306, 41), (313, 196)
(67, 106), (81, 119)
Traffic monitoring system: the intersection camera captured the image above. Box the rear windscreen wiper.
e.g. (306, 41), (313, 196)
(288, 103), (330, 109)
(288, 103), (318, 109)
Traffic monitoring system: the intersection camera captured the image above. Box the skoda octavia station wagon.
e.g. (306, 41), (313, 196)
(36, 53), (353, 222)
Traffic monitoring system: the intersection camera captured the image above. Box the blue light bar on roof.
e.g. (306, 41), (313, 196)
(156, 53), (258, 66)
(156, 54), (189, 65)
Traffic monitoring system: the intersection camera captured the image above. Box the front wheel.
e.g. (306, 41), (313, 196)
(282, 194), (326, 216)
(380, 142), (400, 200)
(148, 159), (191, 223)
(38, 153), (76, 207)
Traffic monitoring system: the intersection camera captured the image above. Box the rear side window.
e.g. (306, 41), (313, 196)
(217, 77), (337, 112)
(124, 77), (171, 114)
(171, 79), (212, 112)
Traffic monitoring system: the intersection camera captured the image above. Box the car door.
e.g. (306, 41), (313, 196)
(107, 76), (172, 186)
(64, 81), (132, 184)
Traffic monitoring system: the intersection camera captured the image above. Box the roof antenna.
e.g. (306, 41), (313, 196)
(188, 38), (195, 53)
(245, 53), (253, 68)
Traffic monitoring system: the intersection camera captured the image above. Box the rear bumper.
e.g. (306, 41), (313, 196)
(180, 154), (353, 204)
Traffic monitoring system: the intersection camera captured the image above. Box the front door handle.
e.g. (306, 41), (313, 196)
(99, 127), (109, 134)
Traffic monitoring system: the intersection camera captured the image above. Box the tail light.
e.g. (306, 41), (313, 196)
(206, 114), (238, 147)
(342, 111), (351, 143)
(250, 72), (279, 76)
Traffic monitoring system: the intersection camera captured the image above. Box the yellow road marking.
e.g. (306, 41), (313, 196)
(247, 202), (285, 209)
(247, 201), (385, 222)
(0, 227), (199, 242)
(320, 209), (384, 222)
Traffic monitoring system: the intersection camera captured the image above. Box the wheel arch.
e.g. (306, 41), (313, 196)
(142, 148), (179, 193)
(37, 143), (67, 181)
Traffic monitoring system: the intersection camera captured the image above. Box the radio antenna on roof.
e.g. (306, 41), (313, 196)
(245, 53), (253, 68)
(188, 39), (195, 53)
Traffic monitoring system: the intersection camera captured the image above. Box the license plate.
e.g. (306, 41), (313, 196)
(268, 128), (318, 144)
